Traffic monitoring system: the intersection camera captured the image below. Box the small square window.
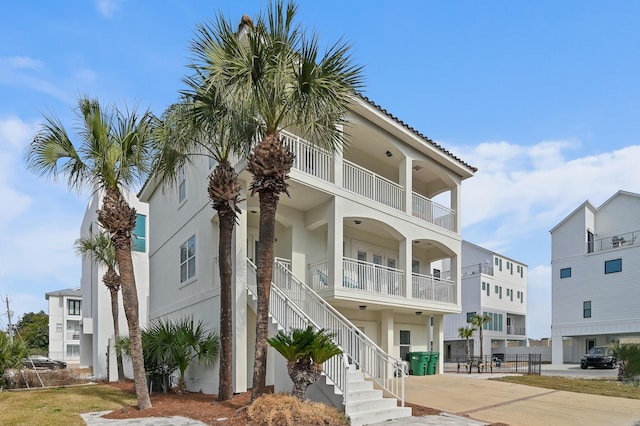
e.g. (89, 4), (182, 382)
(560, 267), (572, 279)
(605, 259), (622, 274)
(466, 312), (476, 322)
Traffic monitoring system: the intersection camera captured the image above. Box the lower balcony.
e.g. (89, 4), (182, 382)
(308, 258), (455, 304)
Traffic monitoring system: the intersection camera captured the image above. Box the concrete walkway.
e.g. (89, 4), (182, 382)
(401, 373), (640, 426)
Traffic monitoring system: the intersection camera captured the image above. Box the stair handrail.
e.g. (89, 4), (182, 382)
(272, 259), (405, 407)
(246, 260), (351, 408)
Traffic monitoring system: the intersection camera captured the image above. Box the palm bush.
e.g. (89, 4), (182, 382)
(0, 332), (27, 389)
(119, 317), (219, 394)
(268, 326), (342, 400)
(613, 343), (640, 382)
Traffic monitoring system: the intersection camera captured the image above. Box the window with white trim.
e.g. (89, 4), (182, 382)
(180, 235), (196, 283)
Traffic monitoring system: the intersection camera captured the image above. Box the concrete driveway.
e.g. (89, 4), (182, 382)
(403, 374), (640, 426)
(541, 363), (618, 379)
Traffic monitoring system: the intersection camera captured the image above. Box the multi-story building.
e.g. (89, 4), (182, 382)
(46, 288), (82, 366)
(139, 95), (475, 423)
(551, 190), (640, 364)
(78, 191), (149, 380)
(443, 241), (527, 361)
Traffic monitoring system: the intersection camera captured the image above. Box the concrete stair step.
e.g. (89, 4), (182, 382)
(348, 406), (413, 426)
(347, 388), (383, 402)
(346, 396), (397, 415)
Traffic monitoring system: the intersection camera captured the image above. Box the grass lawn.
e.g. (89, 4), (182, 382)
(0, 383), (136, 426)
(494, 375), (640, 400)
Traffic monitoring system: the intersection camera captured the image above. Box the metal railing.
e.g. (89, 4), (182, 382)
(343, 160), (404, 211)
(412, 273), (455, 304)
(507, 326), (526, 336)
(444, 354), (541, 375)
(591, 230), (640, 253)
(461, 263), (494, 277)
(412, 193), (455, 231)
(282, 130), (334, 182)
(342, 258), (405, 297)
(268, 259), (405, 411)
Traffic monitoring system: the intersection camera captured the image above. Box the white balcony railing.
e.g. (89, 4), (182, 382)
(282, 132), (456, 232)
(281, 130), (334, 182)
(342, 258), (405, 297)
(343, 160), (404, 211)
(411, 273), (455, 304)
(412, 193), (455, 231)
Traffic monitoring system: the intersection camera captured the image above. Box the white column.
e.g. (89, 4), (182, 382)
(381, 310), (395, 377)
(399, 237), (411, 298)
(399, 156), (412, 214)
(432, 314), (444, 374)
(451, 183), (461, 233)
(334, 124), (344, 187)
(232, 187), (249, 393)
(552, 334), (564, 365)
(328, 199), (343, 289)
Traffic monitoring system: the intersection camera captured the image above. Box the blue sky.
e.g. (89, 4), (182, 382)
(1, 0), (640, 339)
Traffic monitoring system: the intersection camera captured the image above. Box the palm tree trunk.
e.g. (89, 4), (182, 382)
(217, 212), (234, 401)
(99, 188), (151, 410)
(251, 191), (279, 401)
(109, 286), (125, 381)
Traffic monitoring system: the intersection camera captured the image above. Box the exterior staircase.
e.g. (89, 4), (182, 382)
(246, 259), (412, 425)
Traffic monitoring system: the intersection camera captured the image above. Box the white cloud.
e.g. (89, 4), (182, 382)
(0, 115), (35, 148)
(0, 56), (74, 104)
(96, 0), (122, 18)
(7, 56), (43, 70)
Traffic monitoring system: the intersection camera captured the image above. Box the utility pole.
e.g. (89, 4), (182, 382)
(5, 296), (13, 341)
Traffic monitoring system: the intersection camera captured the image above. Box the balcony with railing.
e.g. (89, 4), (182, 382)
(281, 130), (456, 233)
(590, 230), (640, 253)
(461, 263), (494, 277)
(308, 258), (455, 305)
(507, 326), (526, 336)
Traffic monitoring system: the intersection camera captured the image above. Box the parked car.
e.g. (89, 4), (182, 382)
(21, 355), (67, 370)
(580, 346), (617, 369)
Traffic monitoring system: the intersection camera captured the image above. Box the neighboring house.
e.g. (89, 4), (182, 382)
(442, 241), (527, 361)
(46, 288), (82, 366)
(78, 191), (150, 380)
(551, 190), (640, 364)
(139, 95), (475, 419)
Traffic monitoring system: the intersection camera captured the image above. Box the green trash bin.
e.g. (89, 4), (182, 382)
(426, 352), (439, 375)
(408, 351), (430, 376)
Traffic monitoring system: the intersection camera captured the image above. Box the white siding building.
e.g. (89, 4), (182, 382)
(551, 190), (640, 364)
(78, 191), (149, 380)
(46, 288), (82, 366)
(139, 95), (475, 422)
(443, 241), (527, 361)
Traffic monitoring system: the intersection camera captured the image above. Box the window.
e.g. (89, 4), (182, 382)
(499, 286), (502, 299)
(587, 231), (594, 253)
(178, 166), (186, 203)
(605, 259), (622, 274)
(66, 344), (80, 357)
(180, 236), (196, 283)
(466, 312), (476, 322)
(399, 330), (411, 360)
(560, 267), (572, 278)
(433, 269), (441, 279)
(56, 323), (62, 333)
(583, 301), (591, 318)
(132, 214), (146, 252)
(495, 285), (499, 294)
(68, 299), (81, 316)
(486, 282), (490, 296)
(482, 281), (486, 291)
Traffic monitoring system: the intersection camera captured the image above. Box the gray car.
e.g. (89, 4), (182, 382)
(21, 355), (67, 370)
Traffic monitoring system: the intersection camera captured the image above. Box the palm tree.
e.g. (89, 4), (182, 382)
(152, 37), (255, 400)
(0, 332), (28, 379)
(120, 317), (220, 395)
(75, 232), (125, 381)
(457, 326), (475, 364)
(25, 96), (154, 409)
(205, 1), (364, 400)
(468, 313), (492, 362)
(267, 326), (342, 400)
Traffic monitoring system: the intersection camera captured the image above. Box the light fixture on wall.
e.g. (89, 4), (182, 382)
(250, 209), (258, 214)
(415, 311), (423, 316)
(413, 165), (423, 171)
(385, 150), (393, 157)
(359, 305), (367, 311)
(354, 220), (362, 225)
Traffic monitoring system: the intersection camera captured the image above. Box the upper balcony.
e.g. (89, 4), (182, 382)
(590, 230), (640, 253)
(282, 130), (457, 233)
(461, 263), (494, 277)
